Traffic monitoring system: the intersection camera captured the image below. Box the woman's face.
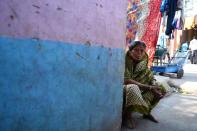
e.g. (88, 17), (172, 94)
(129, 45), (146, 61)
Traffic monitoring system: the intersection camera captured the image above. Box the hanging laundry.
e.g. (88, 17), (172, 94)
(126, 0), (143, 46)
(160, 0), (169, 15)
(176, 0), (183, 10)
(165, 0), (177, 37)
(157, 32), (167, 48)
(141, 0), (163, 64)
(126, 0), (163, 64)
(172, 10), (183, 30)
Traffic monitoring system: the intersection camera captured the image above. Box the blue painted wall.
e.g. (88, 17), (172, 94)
(0, 37), (124, 131)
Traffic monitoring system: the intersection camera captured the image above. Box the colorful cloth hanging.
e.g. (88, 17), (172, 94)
(127, 0), (162, 65)
(141, 0), (162, 64)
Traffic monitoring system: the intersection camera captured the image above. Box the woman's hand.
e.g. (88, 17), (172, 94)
(149, 86), (164, 99)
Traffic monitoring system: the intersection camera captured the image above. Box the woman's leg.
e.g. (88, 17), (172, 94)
(122, 107), (136, 129)
(142, 89), (163, 123)
(123, 84), (151, 128)
(124, 84), (150, 114)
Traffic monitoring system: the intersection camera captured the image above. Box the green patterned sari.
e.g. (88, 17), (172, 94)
(124, 51), (166, 115)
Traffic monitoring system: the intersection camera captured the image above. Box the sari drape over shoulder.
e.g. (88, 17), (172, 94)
(124, 52), (166, 115)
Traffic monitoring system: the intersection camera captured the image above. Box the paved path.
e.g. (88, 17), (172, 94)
(169, 64), (197, 95)
(122, 64), (197, 131)
(122, 93), (197, 131)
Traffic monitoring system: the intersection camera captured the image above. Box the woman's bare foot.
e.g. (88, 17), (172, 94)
(143, 114), (159, 123)
(125, 118), (136, 129)
(122, 109), (136, 129)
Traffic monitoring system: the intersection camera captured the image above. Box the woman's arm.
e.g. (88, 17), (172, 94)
(124, 79), (164, 98)
(124, 79), (153, 90)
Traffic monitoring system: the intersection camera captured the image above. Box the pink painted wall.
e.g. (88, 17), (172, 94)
(0, 0), (127, 48)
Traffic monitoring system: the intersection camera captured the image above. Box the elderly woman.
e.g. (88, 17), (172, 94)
(123, 41), (166, 129)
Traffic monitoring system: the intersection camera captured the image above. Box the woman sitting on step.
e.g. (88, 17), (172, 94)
(123, 41), (166, 129)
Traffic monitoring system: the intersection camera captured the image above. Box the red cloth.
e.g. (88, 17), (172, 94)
(141, 0), (162, 65)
